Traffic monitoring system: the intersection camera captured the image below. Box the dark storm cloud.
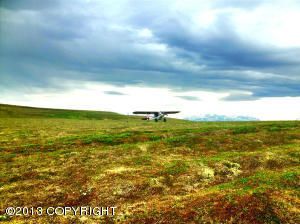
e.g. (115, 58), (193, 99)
(138, 10), (299, 70)
(222, 93), (259, 101)
(0, 0), (300, 100)
(104, 91), (126, 96)
(176, 96), (200, 101)
(0, 0), (62, 10)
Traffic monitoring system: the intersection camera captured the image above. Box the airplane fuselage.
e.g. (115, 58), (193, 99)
(133, 110), (180, 122)
(144, 112), (167, 122)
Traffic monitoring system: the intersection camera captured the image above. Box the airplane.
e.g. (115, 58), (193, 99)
(133, 111), (180, 122)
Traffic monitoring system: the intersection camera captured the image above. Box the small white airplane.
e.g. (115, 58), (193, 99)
(133, 111), (180, 122)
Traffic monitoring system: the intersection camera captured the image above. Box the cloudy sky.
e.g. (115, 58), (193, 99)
(1, 0), (300, 120)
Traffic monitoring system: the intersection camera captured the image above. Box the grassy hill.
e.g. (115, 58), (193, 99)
(0, 104), (127, 120)
(0, 104), (299, 223)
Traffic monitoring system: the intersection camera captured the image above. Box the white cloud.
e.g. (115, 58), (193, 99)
(232, 1), (300, 47)
(137, 28), (153, 39)
(1, 81), (300, 120)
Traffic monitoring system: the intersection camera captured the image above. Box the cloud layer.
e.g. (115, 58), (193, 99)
(1, 0), (300, 100)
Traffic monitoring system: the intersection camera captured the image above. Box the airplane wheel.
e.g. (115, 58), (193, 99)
(155, 119), (158, 122)
(163, 118), (167, 122)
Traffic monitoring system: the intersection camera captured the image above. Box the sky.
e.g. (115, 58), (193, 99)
(0, 0), (300, 120)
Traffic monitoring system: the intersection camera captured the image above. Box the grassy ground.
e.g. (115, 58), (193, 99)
(0, 104), (299, 223)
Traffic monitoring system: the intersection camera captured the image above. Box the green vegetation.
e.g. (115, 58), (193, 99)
(0, 104), (299, 223)
(0, 104), (127, 120)
(163, 160), (189, 175)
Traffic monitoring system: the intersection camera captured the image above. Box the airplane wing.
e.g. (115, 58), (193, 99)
(133, 111), (180, 115)
(133, 111), (158, 114)
(161, 111), (180, 114)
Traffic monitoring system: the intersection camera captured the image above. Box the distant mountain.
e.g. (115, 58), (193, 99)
(186, 114), (259, 121)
